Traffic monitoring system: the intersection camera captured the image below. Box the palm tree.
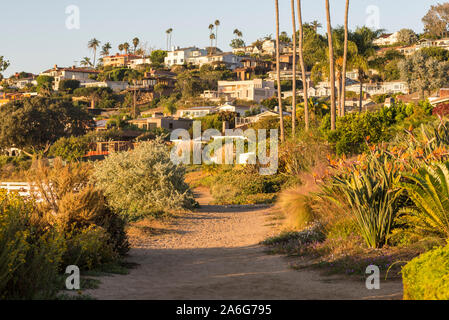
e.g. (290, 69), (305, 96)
(233, 29), (243, 38)
(325, 0), (336, 131)
(87, 38), (101, 68)
(133, 37), (140, 54)
(310, 20), (322, 33)
(208, 24), (215, 55)
(118, 43), (124, 54)
(340, 0), (350, 117)
(297, 0), (309, 132)
(215, 20), (221, 48)
(290, 0), (297, 137)
(80, 57), (93, 67)
(350, 27), (384, 112)
(275, 0), (285, 142)
(101, 42), (112, 57)
(123, 42), (130, 55)
(209, 33), (216, 55)
(166, 28), (173, 50)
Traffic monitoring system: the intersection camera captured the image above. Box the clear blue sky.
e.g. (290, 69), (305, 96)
(0, 0), (441, 77)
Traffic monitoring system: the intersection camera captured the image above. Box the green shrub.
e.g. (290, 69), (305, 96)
(92, 138), (197, 220)
(320, 103), (434, 156)
(63, 226), (117, 271)
(205, 166), (287, 205)
(402, 245), (449, 300)
(49, 136), (91, 161)
(0, 191), (65, 300)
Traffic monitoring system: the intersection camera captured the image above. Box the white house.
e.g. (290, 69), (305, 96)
(373, 32), (399, 46)
(308, 80), (409, 98)
(164, 47), (207, 67)
(216, 79), (276, 103)
(262, 40), (289, 55)
(128, 57), (152, 69)
(176, 106), (218, 119)
(40, 65), (99, 90)
(188, 52), (243, 70)
(346, 81), (409, 96)
(418, 38), (449, 50)
(218, 102), (251, 116)
(232, 46), (261, 55)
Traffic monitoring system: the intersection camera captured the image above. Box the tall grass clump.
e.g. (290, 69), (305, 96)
(327, 151), (404, 248)
(277, 187), (316, 230)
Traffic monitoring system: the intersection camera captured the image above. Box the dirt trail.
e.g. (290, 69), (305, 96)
(87, 188), (403, 300)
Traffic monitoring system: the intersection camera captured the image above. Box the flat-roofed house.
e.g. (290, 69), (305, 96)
(176, 106), (218, 119)
(216, 79), (276, 103)
(102, 54), (141, 68)
(188, 52), (243, 70)
(129, 115), (193, 131)
(164, 47), (207, 67)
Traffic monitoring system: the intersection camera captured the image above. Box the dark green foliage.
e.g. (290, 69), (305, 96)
(321, 103), (434, 156)
(0, 97), (93, 151)
(58, 80), (80, 94)
(49, 136), (91, 161)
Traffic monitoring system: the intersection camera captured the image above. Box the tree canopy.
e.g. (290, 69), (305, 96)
(0, 97), (93, 152)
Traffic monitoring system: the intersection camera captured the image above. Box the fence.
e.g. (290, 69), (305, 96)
(0, 182), (38, 198)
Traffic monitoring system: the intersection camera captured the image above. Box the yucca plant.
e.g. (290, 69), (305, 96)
(330, 153), (403, 248)
(400, 162), (449, 239)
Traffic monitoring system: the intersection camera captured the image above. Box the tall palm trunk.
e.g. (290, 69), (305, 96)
(291, 0), (297, 137)
(93, 48), (97, 68)
(336, 71), (341, 116)
(275, 0), (285, 142)
(325, 0), (336, 131)
(359, 76), (363, 112)
(297, 0), (309, 132)
(340, 0), (350, 117)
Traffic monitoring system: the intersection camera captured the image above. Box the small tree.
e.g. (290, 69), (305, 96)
(0, 56), (10, 78)
(58, 79), (80, 94)
(92, 139), (197, 220)
(399, 50), (449, 99)
(36, 75), (54, 96)
(397, 28), (419, 46)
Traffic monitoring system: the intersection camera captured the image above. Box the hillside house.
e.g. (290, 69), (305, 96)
(373, 32), (399, 46)
(129, 115), (193, 131)
(40, 65), (99, 90)
(164, 47), (207, 67)
(102, 54), (141, 68)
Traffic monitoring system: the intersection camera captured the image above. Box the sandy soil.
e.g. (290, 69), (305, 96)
(86, 188), (403, 300)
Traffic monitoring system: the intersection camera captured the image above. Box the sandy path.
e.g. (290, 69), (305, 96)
(87, 188), (403, 300)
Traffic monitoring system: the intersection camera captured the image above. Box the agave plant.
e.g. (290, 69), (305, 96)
(400, 162), (449, 239)
(329, 153), (403, 248)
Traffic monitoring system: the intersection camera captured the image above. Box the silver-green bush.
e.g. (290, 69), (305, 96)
(92, 139), (197, 220)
